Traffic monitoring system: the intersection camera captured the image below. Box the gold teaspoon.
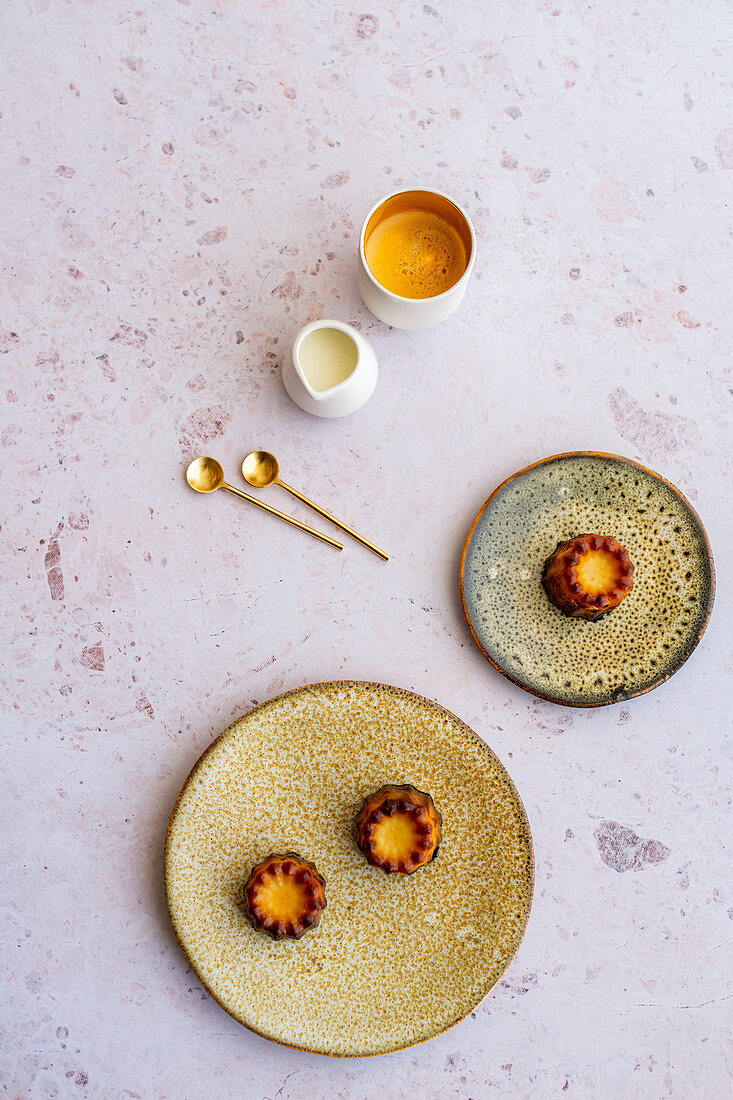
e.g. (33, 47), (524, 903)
(242, 450), (389, 562)
(186, 457), (343, 551)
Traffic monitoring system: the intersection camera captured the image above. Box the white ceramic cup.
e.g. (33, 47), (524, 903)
(282, 319), (378, 418)
(357, 187), (476, 330)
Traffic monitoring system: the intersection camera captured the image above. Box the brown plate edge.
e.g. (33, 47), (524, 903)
(458, 450), (717, 709)
(163, 679), (535, 1058)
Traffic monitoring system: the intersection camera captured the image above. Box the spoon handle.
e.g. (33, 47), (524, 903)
(221, 483), (343, 550)
(279, 481), (389, 561)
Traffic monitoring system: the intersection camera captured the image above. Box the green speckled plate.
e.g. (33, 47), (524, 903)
(165, 681), (533, 1057)
(460, 452), (715, 708)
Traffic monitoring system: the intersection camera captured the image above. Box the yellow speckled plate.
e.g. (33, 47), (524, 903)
(165, 682), (533, 1057)
(460, 452), (715, 707)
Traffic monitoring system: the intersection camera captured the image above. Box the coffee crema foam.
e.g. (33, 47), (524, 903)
(365, 209), (468, 299)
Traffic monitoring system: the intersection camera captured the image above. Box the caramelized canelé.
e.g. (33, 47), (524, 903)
(542, 533), (634, 621)
(356, 783), (442, 874)
(242, 853), (326, 939)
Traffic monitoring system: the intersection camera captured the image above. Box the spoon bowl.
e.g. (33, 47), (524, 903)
(187, 456), (225, 494)
(242, 450), (280, 489)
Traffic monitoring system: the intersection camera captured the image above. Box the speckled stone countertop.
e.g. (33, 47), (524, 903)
(2, 1), (731, 1096)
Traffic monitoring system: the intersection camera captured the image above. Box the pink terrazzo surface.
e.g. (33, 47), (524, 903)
(2, 1), (731, 1096)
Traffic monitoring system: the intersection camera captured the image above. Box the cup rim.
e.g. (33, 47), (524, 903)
(358, 186), (477, 304)
(292, 319), (361, 401)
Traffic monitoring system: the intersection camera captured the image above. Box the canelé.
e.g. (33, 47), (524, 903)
(542, 533), (634, 621)
(355, 783), (442, 874)
(242, 853), (326, 939)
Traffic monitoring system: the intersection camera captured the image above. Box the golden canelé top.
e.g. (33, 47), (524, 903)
(242, 853), (326, 939)
(542, 533), (634, 621)
(356, 783), (442, 874)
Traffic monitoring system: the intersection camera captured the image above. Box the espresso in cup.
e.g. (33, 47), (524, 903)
(363, 190), (472, 299)
(358, 188), (476, 328)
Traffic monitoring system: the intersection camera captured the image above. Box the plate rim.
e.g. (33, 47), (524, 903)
(458, 450), (716, 709)
(164, 679), (535, 1058)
